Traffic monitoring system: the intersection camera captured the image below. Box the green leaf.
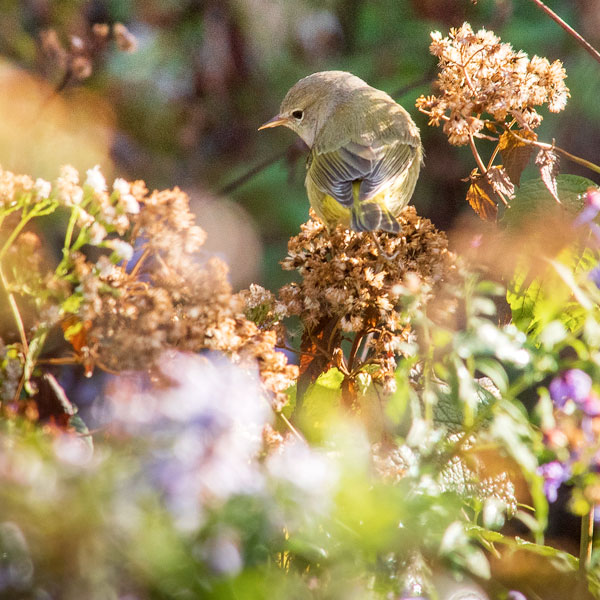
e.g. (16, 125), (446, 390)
(433, 387), (464, 432)
(315, 367), (344, 390)
(469, 526), (579, 571)
(488, 401), (548, 535)
(23, 327), (48, 396)
(505, 178), (600, 330)
(500, 174), (596, 229)
(490, 412), (538, 473)
(298, 370), (343, 440)
(475, 358), (508, 395)
(62, 293), (84, 314)
(385, 366), (415, 425)
(507, 244), (598, 334)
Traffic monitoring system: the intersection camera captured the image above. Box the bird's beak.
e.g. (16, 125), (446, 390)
(258, 114), (290, 130)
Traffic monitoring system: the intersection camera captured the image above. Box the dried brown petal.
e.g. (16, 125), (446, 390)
(535, 147), (561, 204)
(113, 23), (138, 53)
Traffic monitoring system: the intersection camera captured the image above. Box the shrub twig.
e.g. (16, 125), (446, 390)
(528, 0), (600, 65)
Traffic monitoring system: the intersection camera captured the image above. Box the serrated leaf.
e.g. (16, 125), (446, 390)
(466, 175), (498, 221)
(507, 244), (599, 334)
(506, 260), (543, 331)
(535, 147), (560, 203)
(433, 387), (465, 432)
(498, 130), (536, 186)
(500, 174), (596, 230)
(500, 175), (598, 331)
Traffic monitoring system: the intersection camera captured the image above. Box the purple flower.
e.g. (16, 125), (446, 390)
(574, 188), (600, 226)
(579, 393), (600, 417)
(507, 592), (527, 600)
(538, 460), (570, 503)
(589, 266), (600, 289)
(549, 369), (592, 408)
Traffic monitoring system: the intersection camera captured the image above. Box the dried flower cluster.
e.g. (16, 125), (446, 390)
(76, 182), (297, 409)
(416, 23), (569, 145)
(0, 164), (297, 411)
(40, 22), (137, 87)
(279, 207), (456, 394)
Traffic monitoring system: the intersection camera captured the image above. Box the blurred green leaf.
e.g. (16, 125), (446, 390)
(500, 174), (596, 229)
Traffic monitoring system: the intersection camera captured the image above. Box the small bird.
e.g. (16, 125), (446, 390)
(259, 71), (422, 233)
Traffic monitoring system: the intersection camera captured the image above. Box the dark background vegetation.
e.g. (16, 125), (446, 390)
(0, 0), (599, 290)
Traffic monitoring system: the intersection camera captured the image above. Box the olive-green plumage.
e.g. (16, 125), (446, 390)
(259, 71), (422, 233)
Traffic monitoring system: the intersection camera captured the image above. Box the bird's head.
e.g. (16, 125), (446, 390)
(259, 71), (366, 147)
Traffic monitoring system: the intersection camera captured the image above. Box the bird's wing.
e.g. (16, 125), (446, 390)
(308, 140), (417, 207)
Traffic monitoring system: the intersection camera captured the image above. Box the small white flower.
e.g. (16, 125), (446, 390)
(95, 255), (116, 278)
(112, 178), (130, 195)
(113, 178), (140, 214)
(72, 187), (84, 205)
(122, 194), (140, 214)
(88, 222), (107, 244)
(85, 165), (107, 193)
(106, 239), (134, 261)
(34, 178), (51, 200)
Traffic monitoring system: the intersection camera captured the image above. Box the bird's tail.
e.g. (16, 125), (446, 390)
(350, 198), (401, 234)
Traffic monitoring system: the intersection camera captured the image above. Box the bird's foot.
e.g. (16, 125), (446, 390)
(369, 232), (400, 261)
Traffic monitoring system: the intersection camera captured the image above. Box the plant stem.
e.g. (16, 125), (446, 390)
(0, 201), (55, 264)
(0, 265), (28, 355)
(55, 206), (80, 276)
(528, 0), (600, 66)
(468, 133), (488, 175)
(347, 328), (366, 372)
(278, 412), (304, 443)
(129, 247), (152, 279)
(486, 142), (502, 171)
(64, 206), (79, 250)
(580, 508), (594, 571)
(549, 144), (600, 176)
(509, 132), (600, 175)
(0, 214), (32, 264)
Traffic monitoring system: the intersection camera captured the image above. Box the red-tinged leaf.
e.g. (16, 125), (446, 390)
(466, 174), (499, 222)
(498, 130), (536, 186)
(535, 147), (561, 204)
(341, 377), (357, 409)
(61, 315), (91, 352)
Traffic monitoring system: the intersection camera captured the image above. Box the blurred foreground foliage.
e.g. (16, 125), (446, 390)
(1, 4), (600, 600)
(0, 163), (600, 598)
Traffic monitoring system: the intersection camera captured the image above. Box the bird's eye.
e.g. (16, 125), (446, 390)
(291, 109), (304, 120)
